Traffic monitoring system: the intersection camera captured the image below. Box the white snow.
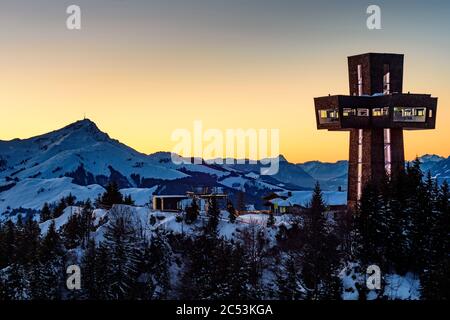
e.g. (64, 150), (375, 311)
(120, 186), (158, 206)
(40, 206), (82, 234)
(0, 177), (105, 213)
(0, 119), (187, 184)
(288, 191), (347, 206)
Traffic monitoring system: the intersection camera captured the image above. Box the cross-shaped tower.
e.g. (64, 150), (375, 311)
(314, 53), (438, 208)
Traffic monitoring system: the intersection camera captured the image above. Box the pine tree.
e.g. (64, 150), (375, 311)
(205, 197), (220, 236)
(80, 200), (94, 247)
(302, 182), (341, 300)
(4, 262), (28, 300)
(99, 182), (124, 208)
(40, 202), (52, 222)
(406, 160), (429, 272)
(238, 223), (268, 299)
(61, 212), (82, 249)
(228, 243), (251, 299)
(267, 214), (275, 228)
(0, 221), (17, 268)
(53, 198), (67, 219)
(227, 199), (237, 223)
(65, 193), (76, 206)
(185, 198), (199, 224)
(276, 254), (303, 300)
(355, 181), (386, 267)
(237, 191), (246, 213)
(148, 229), (172, 299)
(95, 243), (113, 299)
(422, 180), (450, 300)
(17, 216), (41, 266)
(103, 206), (140, 299)
(32, 221), (65, 300)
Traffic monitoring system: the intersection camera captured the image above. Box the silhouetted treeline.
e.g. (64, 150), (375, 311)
(0, 160), (448, 300)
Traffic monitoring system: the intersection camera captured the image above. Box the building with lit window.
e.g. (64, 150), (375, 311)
(314, 53), (438, 208)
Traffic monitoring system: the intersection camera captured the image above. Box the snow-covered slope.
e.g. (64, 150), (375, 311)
(0, 119), (187, 187)
(120, 186), (158, 206)
(299, 160), (348, 180)
(1, 119), (448, 214)
(0, 177), (104, 213)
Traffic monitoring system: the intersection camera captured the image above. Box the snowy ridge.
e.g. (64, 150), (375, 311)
(0, 177), (105, 213)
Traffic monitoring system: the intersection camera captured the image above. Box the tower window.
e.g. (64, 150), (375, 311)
(357, 65), (363, 96)
(373, 108), (382, 116)
(383, 64), (390, 94)
(318, 109), (339, 124)
(416, 108), (425, 116)
(357, 108), (369, 117)
(343, 108), (356, 117)
(373, 107), (389, 116)
(393, 107), (426, 122)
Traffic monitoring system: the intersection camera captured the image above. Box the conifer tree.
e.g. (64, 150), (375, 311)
(0, 221), (17, 268)
(422, 180), (450, 300)
(355, 181), (386, 266)
(148, 229), (172, 299)
(205, 197), (220, 236)
(32, 221), (65, 300)
(40, 202), (52, 222)
(276, 254), (303, 300)
(80, 199), (94, 247)
(53, 198), (67, 219)
(99, 182), (124, 208)
(227, 199), (237, 223)
(103, 206), (140, 299)
(61, 212), (82, 249)
(267, 214), (275, 228)
(302, 182), (341, 300)
(185, 198), (199, 224)
(237, 191), (246, 213)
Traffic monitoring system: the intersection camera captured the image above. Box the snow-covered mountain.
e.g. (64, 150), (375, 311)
(0, 119), (448, 214)
(297, 154), (450, 191)
(0, 119), (187, 187)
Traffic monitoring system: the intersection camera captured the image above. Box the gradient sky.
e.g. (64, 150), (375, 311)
(1, 0), (449, 162)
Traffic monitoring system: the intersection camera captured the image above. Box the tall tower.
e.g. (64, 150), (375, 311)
(314, 53), (438, 208)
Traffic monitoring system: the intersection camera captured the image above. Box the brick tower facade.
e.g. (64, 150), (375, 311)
(314, 53), (438, 209)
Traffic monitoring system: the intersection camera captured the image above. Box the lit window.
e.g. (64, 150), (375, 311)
(429, 109), (433, 118)
(357, 108), (369, 117)
(318, 109), (339, 124)
(343, 108), (356, 117)
(373, 108), (389, 116)
(415, 108), (425, 116)
(393, 107), (426, 122)
(373, 108), (382, 116)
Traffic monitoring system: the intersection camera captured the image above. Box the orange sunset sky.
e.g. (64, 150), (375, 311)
(1, 0), (449, 163)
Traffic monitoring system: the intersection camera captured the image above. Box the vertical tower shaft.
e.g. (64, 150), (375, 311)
(347, 54), (405, 208)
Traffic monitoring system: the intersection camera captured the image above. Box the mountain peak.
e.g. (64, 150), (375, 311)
(65, 118), (99, 130)
(39, 118), (111, 145)
(419, 154), (444, 162)
(278, 154), (288, 162)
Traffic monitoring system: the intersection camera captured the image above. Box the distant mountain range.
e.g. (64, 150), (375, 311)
(0, 119), (448, 213)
